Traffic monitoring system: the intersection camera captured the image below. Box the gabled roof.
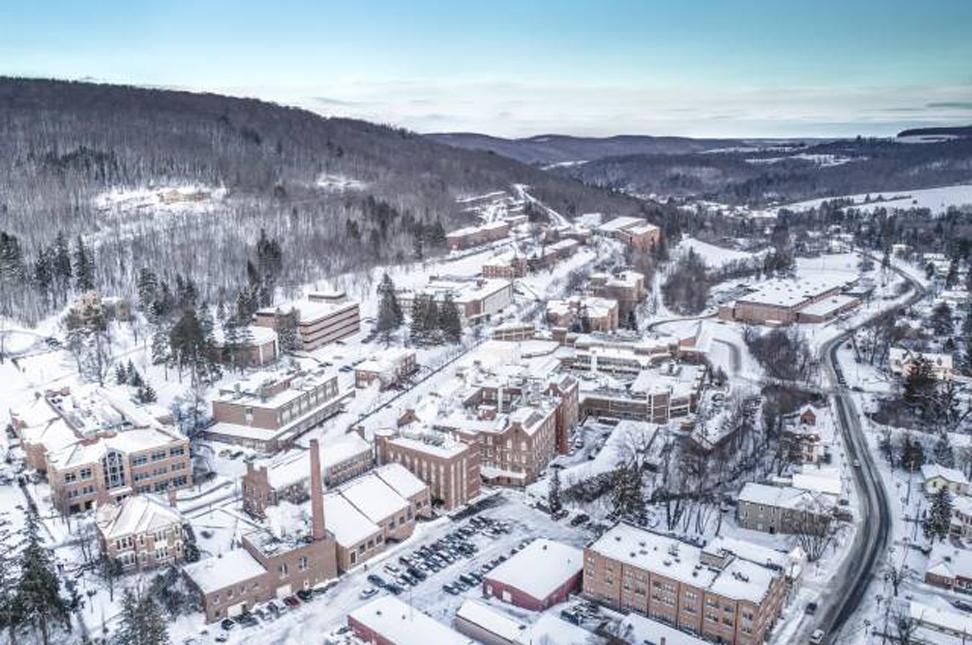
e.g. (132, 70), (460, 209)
(97, 494), (183, 539)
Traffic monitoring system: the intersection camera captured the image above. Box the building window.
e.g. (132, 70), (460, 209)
(298, 556), (308, 571)
(279, 563), (288, 578)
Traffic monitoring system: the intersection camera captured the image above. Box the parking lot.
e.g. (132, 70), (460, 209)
(211, 492), (591, 645)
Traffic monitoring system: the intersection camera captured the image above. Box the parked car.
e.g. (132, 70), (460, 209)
(296, 589), (313, 602)
(367, 574), (386, 587)
(282, 595), (300, 609)
(384, 563), (401, 575)
(220, 619), (236, 631)
(809, 629), (825, 645)
(360, 587), (379, 599)
(805, 602), (818, 615)
(443, 584), (459, 595)
(570, 513), (590, 527)
(237, 613), (259, 628)
(953, 599), (972, 612)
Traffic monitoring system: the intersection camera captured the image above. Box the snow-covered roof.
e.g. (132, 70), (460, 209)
(19, 418), (78, 454)
(516, 613), (598, 645)
(373, 463), (427, 500)
(485, 539), (583, 601)
(702, 536), (795, 574)
(338, 473), (408, 523)
(735, 275), (850, 309)
(96, 494), (183, 539)
(616, 612), (707, 645)
(349, 596), (474, 645)
(588, 524), (781, 605)
(455, 600), (526, 642)
(738, 482), (834, 511)
(911, 600), (972, 636)
(798, 294), (859, 317)
(926, 542), (972, 581)
(257, 298), (358, 324)
(323, 492), (381, 547)
(48, 426), (185, 470)
(598, 215), (647, 233)
(791, 471), (843, 497)
(183, 549), (266, 594)
(889, 347), (954, 371)
(922, 464), (969, 486)
(356, 347), (415, 376)
(256, 434), (371, 490)
(212, 324), (277, 347)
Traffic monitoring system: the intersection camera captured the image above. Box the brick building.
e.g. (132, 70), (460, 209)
(589, 270), (647, 317)
(96, 494), (186, 571)
(598, 216), (661, 251)
(211, 325), (279, 367)
(446, 221), (510, 250)
(205, 368), (343, 451)
(183, 440), (337, 622)
(584, 523), (786, 645)
(241, 433), (373, 517)
(717, 276), (857, 325)
(482, 253), (528, 279)
(374, 428), (481, 511)
(398, 278), (513, 326)
(483, 539), (583, 610)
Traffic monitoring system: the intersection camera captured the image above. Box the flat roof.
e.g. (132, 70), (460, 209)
(736, 275), (850, 309)
(455, 600), (526, 642)
(349, 596), (474, 645)
(183, 549), (266, 594)
(485, 539), (583, 601)
(797, 294), (859, 317)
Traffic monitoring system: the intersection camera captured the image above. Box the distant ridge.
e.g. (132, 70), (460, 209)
(897, 125), (972, 138)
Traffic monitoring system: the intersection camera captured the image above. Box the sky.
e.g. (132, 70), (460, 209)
(2, 0), (971, 138)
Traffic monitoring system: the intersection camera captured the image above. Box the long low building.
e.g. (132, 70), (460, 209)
(397, 278), (513, 326)
(583, 523), (787, 645)
(254, 292), (360, 351)
(718, 275), (859, 325)
(349, 596), (475, 645)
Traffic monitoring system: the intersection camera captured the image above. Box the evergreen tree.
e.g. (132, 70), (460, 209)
(933, 434), (956, 468)
(52, 231), (72, 297)
(903, 355), (936, 410)
(899, 433), (926, 472)
(923, 487), (953, 542)
(276, 308), (299, 353)
(15, 513), (70, 645)
(73, 235), (95, 292)
(136, 268), (159, 313)
(610, 460), (644, 520)
(116, 587), (169, 645)
(115, 363), (128, 385)
(438, 295), (463, 344)
(32, 247), (54, 303)
(931, 302), (954, 337)
(548, 468), (562, 515)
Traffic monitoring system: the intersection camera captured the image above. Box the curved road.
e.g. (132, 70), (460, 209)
(811, 259), (926, 644)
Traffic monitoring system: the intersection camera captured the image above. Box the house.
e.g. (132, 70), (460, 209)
(889, 348), (954, 381)
(921, 464), (970, 496)
(925, 542), (972, 593)
(483, 539), (583, 610)
(951, 495), (972, 538)
(736, 483), (834, 535)
(349, 596), (474, 645)
(96, 494), (186, 571)
(583, 523), (786, 645)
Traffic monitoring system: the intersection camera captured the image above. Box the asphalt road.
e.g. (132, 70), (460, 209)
(810, 259), (926, 644)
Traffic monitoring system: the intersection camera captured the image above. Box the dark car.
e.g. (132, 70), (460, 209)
(237, 613), (259, 628)
(266, 601), (281, 616)
(385, 583), (403, 595)
(282, 595), (300, 609)
(367, 574), (386, 587)
(406, 566), (426, 581)
(953, 599), (972, 613)
(296, 589), (313, 602)
(458, 573), (477, 586)
(443, 584), (459, 595)
(570, 513), (590, 527)
(220, 618), (237, 631)
(805, 602), (818, 615)
(560, 609), (582, 625)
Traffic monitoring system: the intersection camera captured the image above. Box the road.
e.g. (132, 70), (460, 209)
(807, 257), (926, 644)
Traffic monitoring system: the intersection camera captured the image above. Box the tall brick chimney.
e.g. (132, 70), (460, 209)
(309, 439), (325, 541)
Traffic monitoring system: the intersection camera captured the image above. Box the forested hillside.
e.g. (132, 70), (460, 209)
(553, 137), (972, 205)
(0, 78), (648, 324)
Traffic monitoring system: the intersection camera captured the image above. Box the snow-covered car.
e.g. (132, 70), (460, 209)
(359, 587), (379, 599)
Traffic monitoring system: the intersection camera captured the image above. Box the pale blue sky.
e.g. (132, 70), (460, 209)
(2, 0), (971, 137)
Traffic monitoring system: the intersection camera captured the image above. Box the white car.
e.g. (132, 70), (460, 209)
(359, 587), (379, 599)
(809, 629), (826, 644)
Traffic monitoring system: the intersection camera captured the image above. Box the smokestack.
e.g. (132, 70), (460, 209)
(309, 439), (325, 541)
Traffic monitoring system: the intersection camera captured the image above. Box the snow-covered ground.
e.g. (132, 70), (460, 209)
(787, 183), (972, 215)
(315, 173), (370, 192)
(676, 236), (763, 270)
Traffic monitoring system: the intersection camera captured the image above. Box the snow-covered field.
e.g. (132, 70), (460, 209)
(676, 236), (762, 269)
(787, 183), (972, 215)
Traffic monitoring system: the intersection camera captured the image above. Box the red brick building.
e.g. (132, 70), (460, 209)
(483, 539), (583, 610)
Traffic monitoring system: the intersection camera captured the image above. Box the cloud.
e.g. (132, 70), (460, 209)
(926, 101), (972, 110)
